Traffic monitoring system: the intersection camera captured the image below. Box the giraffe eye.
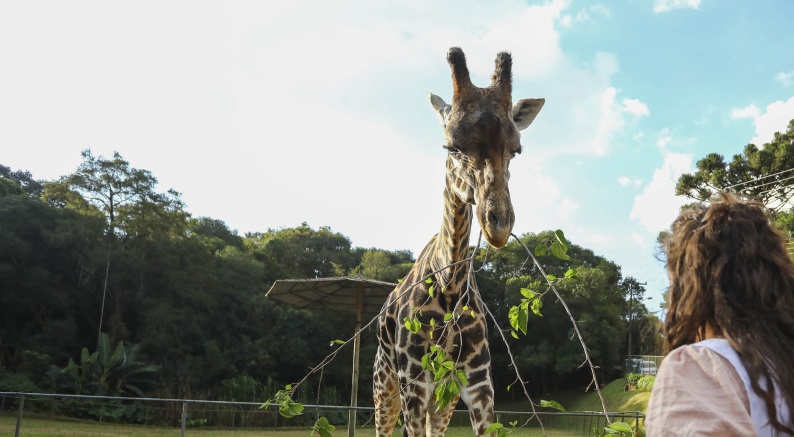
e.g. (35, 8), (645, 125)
(443, 144), (462, 156)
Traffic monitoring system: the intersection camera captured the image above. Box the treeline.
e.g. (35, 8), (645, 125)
(0, 151), (658, 418)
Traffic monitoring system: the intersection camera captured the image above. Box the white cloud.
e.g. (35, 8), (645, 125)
(775, 70), (794, 87)
(630, 153), (694, 232)
(656, 136), (672, 149)
(622, 98), (650, 117)
(581, 87), (649, 156)
(655, 128), (673, 150)
(619, 176), (643, 187)
(653, 0), (702, 13)
(730, 97), (794, 145)
(731, 104), (761, 120)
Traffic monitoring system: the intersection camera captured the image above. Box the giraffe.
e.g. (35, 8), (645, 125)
(373, 47), (545, 437)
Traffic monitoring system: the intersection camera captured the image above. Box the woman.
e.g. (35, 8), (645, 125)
(646, 193), (794, 436)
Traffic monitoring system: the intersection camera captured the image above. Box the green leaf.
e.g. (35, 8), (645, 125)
(456, 370), (468, 387)
(434, 381), (446, 402)
(470, 310), (476, 318)
(550, 241), (571, 261)
(564, 268), (576, 278)
(540, 399), (566, 412)
(444, 313), (454, 322)
(607, 422), (633, 433)
(534, 243), (547, 257)
(329, 339), (344, 346)
(425, 277), (434, 284)
(546, 274), (557, 282)
(442, 360), (455, 370)
(428, 284), (435, 297)
(531, 297), (543, 317)
(511, 331), (519, 339)
(429, 318), (436, 327)
(555, 229), (570, 251)
(311, 417), (336, 437)
(520, 288), (536, 299)
(285, 384), (292, 390)
(485, 423), (504, 434)
(421, 354), (430, 370)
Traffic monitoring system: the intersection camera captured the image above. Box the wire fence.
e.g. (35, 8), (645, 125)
(0, 391), (644, 436)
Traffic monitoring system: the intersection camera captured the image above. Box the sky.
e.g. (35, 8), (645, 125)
(2, 0), (794, 307)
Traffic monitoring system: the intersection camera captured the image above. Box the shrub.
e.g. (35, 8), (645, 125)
(0, 369), (39, 393)
(625, 373), (643, 385)
(636, 375), (655, 391)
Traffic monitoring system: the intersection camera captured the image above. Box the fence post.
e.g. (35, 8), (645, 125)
(15, 394), (25, 437)
(180, 401), (187, 437)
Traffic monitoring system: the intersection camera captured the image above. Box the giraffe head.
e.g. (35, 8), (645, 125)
(430, 47), (544, 248)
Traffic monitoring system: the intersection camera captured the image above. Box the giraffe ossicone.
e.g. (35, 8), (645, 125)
(373, 47), (544, 437)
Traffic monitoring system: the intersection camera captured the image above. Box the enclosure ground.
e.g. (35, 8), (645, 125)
(0, 413), (592, 437)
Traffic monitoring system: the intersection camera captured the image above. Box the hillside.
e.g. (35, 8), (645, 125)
(566, 378), (651, 413)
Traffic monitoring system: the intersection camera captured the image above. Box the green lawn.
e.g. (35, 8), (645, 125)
(0, 378), (649, 437)
(0, 414), (585, 437)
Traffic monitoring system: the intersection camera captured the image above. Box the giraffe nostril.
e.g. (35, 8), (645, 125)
(488, 211), (499, 227)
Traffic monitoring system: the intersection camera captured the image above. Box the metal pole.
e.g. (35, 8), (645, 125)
(15, 394), (24, 437)
(628, 287), (633, 359)
(181, 401), (187, 437)
(348, 289), (364, 437)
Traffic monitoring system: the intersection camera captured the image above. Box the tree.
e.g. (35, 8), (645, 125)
(676, 119), (794, 213)
(0, 164), (44, 197)
(42, 150), (185, 345)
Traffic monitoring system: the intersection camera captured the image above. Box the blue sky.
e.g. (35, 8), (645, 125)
(2, 0), (794, 307)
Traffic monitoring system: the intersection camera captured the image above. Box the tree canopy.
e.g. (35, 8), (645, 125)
(676, 119), (794, 214)
(1, 151), (656, 416)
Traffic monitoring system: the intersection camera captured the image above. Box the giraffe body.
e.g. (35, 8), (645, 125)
(373, 48), (544, 437)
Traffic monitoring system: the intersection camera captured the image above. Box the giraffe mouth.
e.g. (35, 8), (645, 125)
(478, 203), (514, 248)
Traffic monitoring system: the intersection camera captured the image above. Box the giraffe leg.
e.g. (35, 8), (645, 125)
(374, 347), (401, 437)
(398, 366), (432, 437)
(426, 394), (459, 436)
(459, 378), (495, 436)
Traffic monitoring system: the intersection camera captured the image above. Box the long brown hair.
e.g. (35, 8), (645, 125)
(665, 192), (794, 434)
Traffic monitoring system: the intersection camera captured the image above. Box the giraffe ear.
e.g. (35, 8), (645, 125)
(429, 92), (452, 127)
(512, 98), (545, 131)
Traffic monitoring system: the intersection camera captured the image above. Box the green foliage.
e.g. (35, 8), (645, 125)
(594, 421), (643, 437)
(485, 420), (519, 437)
(261, 386), (305, 418)
(0, 368), (39, 392)
(540, 399), (566, 412)
(625, 373), (643, 385)
(675, 118), (794, 214)
(420, 346), (468, 410)
(636, 375), (655, 392)
(49, 333), (159, 398)
(311, 416), (336, 437)
(507, 230), (573, 339)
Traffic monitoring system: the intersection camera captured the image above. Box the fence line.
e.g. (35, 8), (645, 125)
(0, 391), (644, 436)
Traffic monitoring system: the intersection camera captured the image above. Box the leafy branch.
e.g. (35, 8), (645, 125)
(262, 229), (614, 436)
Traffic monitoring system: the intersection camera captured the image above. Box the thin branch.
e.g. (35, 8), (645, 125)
(511, 233), (611, 423)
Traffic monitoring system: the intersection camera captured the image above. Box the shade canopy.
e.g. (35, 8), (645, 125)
(265, 276), (396, 318)
(265, 275), (397, 437)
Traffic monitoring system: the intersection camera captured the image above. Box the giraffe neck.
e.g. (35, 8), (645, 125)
(426, 162), (473, 287)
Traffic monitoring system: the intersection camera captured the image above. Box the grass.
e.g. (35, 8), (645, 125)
(0, 414), (585, 437)
(0, 379), (651, 436)
(565, 378), (651, 413)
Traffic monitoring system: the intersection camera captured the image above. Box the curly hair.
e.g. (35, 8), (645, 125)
(664, 192), (794, 434)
